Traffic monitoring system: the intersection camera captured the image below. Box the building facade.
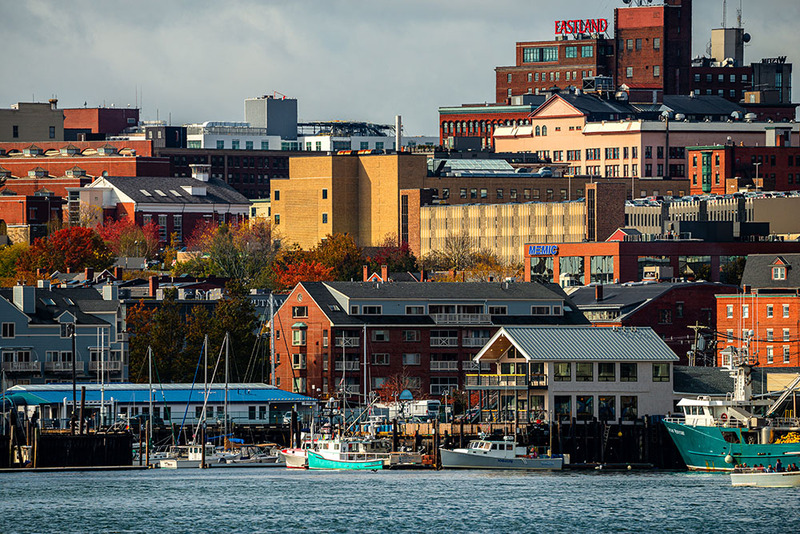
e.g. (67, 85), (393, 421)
(0, 101), (64, 142)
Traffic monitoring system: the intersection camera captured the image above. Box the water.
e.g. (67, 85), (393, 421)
(1, 469), (797, 533)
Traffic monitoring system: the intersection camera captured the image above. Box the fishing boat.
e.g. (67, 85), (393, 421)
(731, 467), (800, 487)
(664, 346), (800, 472)
(280, 445), (310, 469)
(440, 436), (564, 470)
(307, 450), (383, 470)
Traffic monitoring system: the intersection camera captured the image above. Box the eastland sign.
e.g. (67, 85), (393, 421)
(528, 245), (559, 256)
(554, 19), (608, 35)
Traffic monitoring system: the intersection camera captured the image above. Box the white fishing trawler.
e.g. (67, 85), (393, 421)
(440, 435), (564, 470)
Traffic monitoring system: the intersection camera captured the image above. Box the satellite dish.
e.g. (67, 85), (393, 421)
(743, 33), (751, 44)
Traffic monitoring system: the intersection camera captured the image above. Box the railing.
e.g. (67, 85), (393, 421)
(89, 361), (123, 372)
(465, 374), (548, 388)
(334, 361), (360, 371)
(2, 361), (41, 373)
(430, 361), (459, 371)
(462, 337), (490, 348)
(462, 361), (491, 371)
(45, 361), (75, 372)
(430, 337), (458, 347)
(432, 313), (491, 325)
(334, 337), (360, 348)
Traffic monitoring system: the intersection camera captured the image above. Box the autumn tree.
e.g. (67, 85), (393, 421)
(375, 372), (423, 403)
(309, 233), (363, 281)
(0, 243), (28, 279)
(16, 226), (115, 273)
(274, 260), (334, 291)
(367, 234), (418, 274)
(96, 218), (160, 259)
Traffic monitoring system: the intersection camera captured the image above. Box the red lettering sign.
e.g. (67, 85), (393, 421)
(554, 18), (608, 35)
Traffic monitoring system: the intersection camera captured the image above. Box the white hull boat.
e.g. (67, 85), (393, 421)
(731, 469), (800, 487)
(440, 436), (563, 471)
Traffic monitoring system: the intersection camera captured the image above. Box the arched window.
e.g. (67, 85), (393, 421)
(535, 125), (541, 136)
(542, 125), (547, 136)
(442, 123), (448, 135)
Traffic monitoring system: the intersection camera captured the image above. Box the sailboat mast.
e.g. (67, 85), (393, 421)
(224, 333), (229, 449)
(270, 294), (276, 386)
(148, 346), (153, 462)
(100, 328), (105, 427)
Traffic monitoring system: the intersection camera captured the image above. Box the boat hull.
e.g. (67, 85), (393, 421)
(307, 451), (383, 470)
(440, 448), (563, 470)
(279, 449), (308, 469)
(663, 421), (800, 472)
(731, 471), (800, 487)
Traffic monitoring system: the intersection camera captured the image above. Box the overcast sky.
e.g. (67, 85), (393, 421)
(2, 0), (797, 135)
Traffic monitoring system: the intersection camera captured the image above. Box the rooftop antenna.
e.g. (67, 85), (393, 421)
(737, 0), (742, 28)
(722, 0), (727, 28)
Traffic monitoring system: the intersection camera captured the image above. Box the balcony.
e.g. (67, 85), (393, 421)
(432, 313), (491, 325)
(334, 337), (360, 348)
(2, 361), (41, 373)
(430, 337), (458, 347)
(334, 361), (360, 371)
(462, 337), (490, 348)
(462, 361), (491, 371)
(465, 374), (548, 390)
(430, 361), (459, 371)
(45, 361), (75, 372)
(89, 360), (123, 372)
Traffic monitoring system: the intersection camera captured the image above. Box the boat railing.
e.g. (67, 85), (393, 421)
(338, 452), (391, 462)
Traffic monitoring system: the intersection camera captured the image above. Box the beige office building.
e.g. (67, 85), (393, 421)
(0, 101), (64, 142)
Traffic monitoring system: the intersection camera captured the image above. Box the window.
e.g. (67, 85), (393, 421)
(554, 362), (571, 381)
(49, 126), (56, 139)
(507, 73), (512, 83)
(635, 38), (642, 51)
(480, 188), (487, 199)
(292, 329), (306, 346)
(659, 309), (672, 324)
(652, 363), (670, 382)
(531, 306), (550, 315)
(784, 346), (791, 364)
(527, 73), (533, 82)
(488, 306), (507, 315)
(653, 38), (660, 50)
(292, 306), (308, 318)
(362, 305), (382, 315)
(620, 363), (637, 382)
(371, 353), (390, 366)
(522, 46), (558, 63)
(232, 140), (240, 150)
(292, 354), (306, 370)
(767, 329), (774, 342)
(742, 305), (749, 319)
(767, 305), (774, 318)
(371, 330), (389, 342)
(12, 125), (19, 138)
(273, 190), (280, 201)
(784, 304), (790, 318)
(402, 353), (421, 365)
(598, 362), (615, 382)
(173, 214), (182, 242)
(773, 266), (786, 280)
(402, 330), (419, 342)
(406, 306), (425, 315)
(274, 214), (280, 225)
(626, 39), (633, 51)
(767, 346), (774, 364)
(1, 323), (14, 338)
(621, 396), (638, 420)
(576, 395), (594, 420)
(726, 304), (733, 318)
(350, 305), (359, 314)
(323, 330), (328, 348)
(581, 46), (593, 58)
(784, 328), (791, 342)
(158, 215), (168, 242)
(653, 65), (660, 78)
(576, 363), (593, 382)
(599, 396), (616, 421)
(554, 395), (571, 420)
(321, 213), (328, 224)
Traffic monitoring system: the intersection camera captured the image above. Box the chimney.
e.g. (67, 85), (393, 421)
(743, 284), (751, 295)
(395, 115), (402, 152)
(37, 280), (51, 290)
(381, 264), (388, 282)
(595, 284), (604, 302)
(362, 265), (369, 282)
(149, 275), (159, 297)
(114, 266), (123, 280)
(13, 284), (36, 314)
(85, 267), (94, 282)
(419, 268), (425, 282)
(103, 284), (119, 301)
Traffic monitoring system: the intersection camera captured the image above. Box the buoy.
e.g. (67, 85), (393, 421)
(724, 454), (734, 464)
(617, 431), (623, 437)
(627, 465), (632, 470)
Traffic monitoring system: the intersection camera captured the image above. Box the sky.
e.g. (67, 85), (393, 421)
(2, 0), (798, 136)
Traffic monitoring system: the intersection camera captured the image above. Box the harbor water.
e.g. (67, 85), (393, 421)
(1, 469), (797, 533)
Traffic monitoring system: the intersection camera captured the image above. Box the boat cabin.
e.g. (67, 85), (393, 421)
(465, 438), (527, 458)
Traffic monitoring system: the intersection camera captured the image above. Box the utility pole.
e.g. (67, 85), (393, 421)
(687, 321), (710, 366)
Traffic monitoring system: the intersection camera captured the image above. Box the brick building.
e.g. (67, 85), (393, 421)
(79, 164), (250, 245)
(271, 281), (588, 399)
(687, 126), (800, 195)
(0, 193), (64, 244)
(569, 281), (738, 365)
(63, 107), (140, 140)
(438, 96), (546, 150)
(716, 254), (800, 368)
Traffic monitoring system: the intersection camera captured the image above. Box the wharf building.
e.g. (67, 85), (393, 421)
(716, 254), (800, 369)
(0, 281), (127, 387)
(271, 281), (588, 402)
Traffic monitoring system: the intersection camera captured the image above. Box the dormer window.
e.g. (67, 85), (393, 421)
(773, 266), (786, 280)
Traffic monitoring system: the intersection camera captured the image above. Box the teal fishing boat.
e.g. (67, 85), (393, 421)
(664, 349), (800, 472)
(307, 450), (383, 470)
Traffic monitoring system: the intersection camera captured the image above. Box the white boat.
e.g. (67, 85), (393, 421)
(440, 436), (564, 470)
(731, 468), (800, 487)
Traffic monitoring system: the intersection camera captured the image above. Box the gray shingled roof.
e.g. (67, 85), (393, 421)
(0, 287), (111, 326)
(741, 254), (800, 290)
(661, 95), (745, 117)
(103, 176), (250, 205)
(324, 281), (569, 301)
(482, 325), (678, 361)
(556, 93), (634, 118)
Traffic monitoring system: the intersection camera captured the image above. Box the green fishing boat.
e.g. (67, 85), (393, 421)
(307, 450), (383, 470)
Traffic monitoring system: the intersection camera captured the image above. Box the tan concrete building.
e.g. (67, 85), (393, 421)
(271, 153), (426, 248)
(0, 101), (64, 142)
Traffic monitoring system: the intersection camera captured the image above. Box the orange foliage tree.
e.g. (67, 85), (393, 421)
(96, 218), (160, 259)
(16, 226), (114, 273)
(274, 260), (334, 291)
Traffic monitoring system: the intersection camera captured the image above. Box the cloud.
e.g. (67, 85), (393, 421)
(1, 0), (796, 135)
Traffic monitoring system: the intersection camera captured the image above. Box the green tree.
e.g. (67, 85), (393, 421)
(310, 233), (363, 281)
(0, 243), (28, 279)
(211, 281), (258, 382)
(176, 305), (215, 383)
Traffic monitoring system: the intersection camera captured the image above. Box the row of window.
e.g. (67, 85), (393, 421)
(509, 69), (594, 84)
(451, 186), (581, 202)
(625, 66), (660, 78)
(727, 303), (791, 319)
(623, 37), (660, 51)
(553, 362), (670, 383)
(693, 73), (749, 84)
(554, 394), (639, 421)
(8, 125), (57, 139)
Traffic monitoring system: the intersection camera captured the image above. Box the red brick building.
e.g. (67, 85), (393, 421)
(523, 239), (800, 286)
(570, 281), (738, 365)
(614, 0), (692, 101)
(438, 99), (546, 150)
(272, 281), (588, 399)
(0, 193), (64, 243)
(687, 126), (800, 195)
(63, 107), (140, 140)
(716, 254), (800, 368)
